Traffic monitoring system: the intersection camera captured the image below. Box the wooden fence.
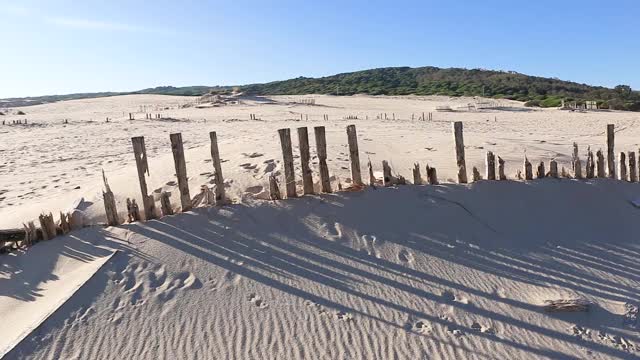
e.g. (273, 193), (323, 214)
(0, 122), (633, 252)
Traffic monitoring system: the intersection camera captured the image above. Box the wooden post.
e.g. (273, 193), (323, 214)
(596, 150), (605, 177)
(629, 151), (637, 182)
(452, 122), (467, 183)
(549, 160), (558, 178)
(498, 156), (506, 180)
(314, 126), (331, 193)
(572, 142), (579, 171)
(536, 161), (545, 179)
(382, 160), (392, 186)
(269, 175), (281, 200)
(38, 213), (56, 240)
(524, 156), (533, 180)
(413, 163), (422, 185)
(59, 212), (70, 234)
(606, 124), (615, 178)
(586, 148), (595, 178)
(619, 152), (627, 181)
(426, 165), (438, 185)
(160, 192), (173, 216)
(126, 198), (140, 222)
(472, 167), (481, 181)
(346, 125), (363, 185)
(297, 127), (314, 195)
(278, 128), (297, 198)
(170, 133), (192, 212)
(102, 170), (120, 226)
(209, 131), (226, 205)
(485, 151), (496, 180)
(574, 158), (583, 179)
(368, 161), (376, 186)
(131, 136), (156, 220)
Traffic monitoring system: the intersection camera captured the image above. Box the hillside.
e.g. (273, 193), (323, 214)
(2, 66), (639, 110)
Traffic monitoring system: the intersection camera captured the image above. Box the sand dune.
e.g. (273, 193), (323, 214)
(3, 181), (639, 359)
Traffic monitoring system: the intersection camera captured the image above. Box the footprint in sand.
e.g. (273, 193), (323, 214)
(335, 311), (353, 322)
(413, 321), (432, 334)
(441, 290), (470, 305)
(471, 321), (495, 334)
(398, 249), (414, 264)
(247, 293), (268, 309)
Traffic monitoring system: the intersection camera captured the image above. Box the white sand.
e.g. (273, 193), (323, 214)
(1, 94), (639, 228)
(3, 181), (639, 359)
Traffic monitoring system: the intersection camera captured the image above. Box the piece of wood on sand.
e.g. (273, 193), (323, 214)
(629, 151), (637, 182)
(278, 128), (297, 198)
(452, 121), (467, 183)
(485, 151), (496, 180)
(170, 133), (192, 212)
(346, 124), (363, 186)
(131, 136), (157, 220)
(314, 126), (331, 193)
(209, 131), (226, 205)
(413, 163), (422, 185)
(269, 175), (282, 200)
(102, 169), (120, 226)
(297, 127), (314, 195)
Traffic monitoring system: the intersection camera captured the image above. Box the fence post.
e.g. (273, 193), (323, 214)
(498, 156), (506, 180)
(524, 156), (533, 180)
(536, 161), (545, 179)
(367, 160), (376, 186)
(313, 126), (331, 193)
(619, 152), (627, 181)
(102, 170), (120, 226)
(607, 124), (615, 178)
(170, 133), (192, 211)
(297, 127), (314, 194)
(278, 128), (297, 198)
(346, 125), (363, 186)
(382, 160), (392, 186)
(629, 151), (637, 182)
(596, 150), (605, 177)
(209, 131), (226, 205)
(413, 163), (422, 185)
(160, 192), (173, 215)
(485, 151), (496, 180)
(586, 148), (595, 178)
(426, 165), (438, 185)
(131, 136), (156, 220)
(549, 160), (558, 178)
(452, 121), (467, 183)
(269, 175), (282, 200)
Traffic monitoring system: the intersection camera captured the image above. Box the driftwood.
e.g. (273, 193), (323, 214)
(485, 151), (496, 180)
(606, 124), (615, 178)
(314, 126), (331, 193)
(297, 127), (314, 195)
(278, 128), (297, 198)
(346, 125), (362, 186)
(170, 133), (192, 211)
(269, 175), (282, 200)
(413, 163), (422, 185)
(209, 131), (226, 205)
(452, 121), (467, 183)
(543, 299), (590, 313)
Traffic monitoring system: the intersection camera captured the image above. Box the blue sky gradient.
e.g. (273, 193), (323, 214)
(1, 0), (639, 97)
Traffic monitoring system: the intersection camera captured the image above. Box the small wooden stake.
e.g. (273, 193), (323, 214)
(586, 148), (595, 178)
(126, 198), (141, 222)
(38, 213), (56, 240)
(485, 151), (496, 180)
(606, 124), (615, 178)
(297, 127), (314, 195)
(209, 131), (226, 205)
(596, 150), (605, 178)
(452, 121), (467, 183)
(498, 156), (506, 180)
(131, 136), (156, 220)
(426, 165), (438, 185)
(170, 133), (191, 212)
(382, 160), (392, 186)
(549, 160), (558, 178)
(629, 151), (637, 182)
(472, 166), (481, 181)
(269, 175), (281, 200)
(413, 163), (422, 185)
(59, 212), (70, 234)
(102, 170), (120, 226)
(160, 192), (173, 216)
(368, 161), (376, 186)
(278, 128), (297, 198)
(524, 156), (533, 180)
(574, 159), (583, 179)
(619, 152), (627, 181)
(346, 124), (363, 186)
(536, 161), (545, 179)
(314, 126), (331, 193)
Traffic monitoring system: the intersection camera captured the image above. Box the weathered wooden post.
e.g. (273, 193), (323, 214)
(126, 198), (140, 222)
(498, 156), (506, 180)
(209, 131), (226, 205)
(297, 127), (314, 194)
(485, 151), (496, 180)
(452, 122), (467, 183)
(102, 170), (120, 226)
(170, 133), (192, 212)
(536, 161), (545, 179)
(160, 192), (173, 216)
(367, 161), (376, 186)
(619, 152), (627, 181)
(39, 213), (57, 240)
(606, 124), (615, 178)
(346, 124), (363, 186)
(313, 126), (331, 193)
(571, 143), (579, 172)
(413, 163), (422, 185)
(131, 136), (156, 220)
(278, 128), (297, 198)
(574, 158), (583, 179)
(382, 161), (392, 186)
(269, 175), (281, 200)
(426, 165), (438, 185)
(524, 156), (533, 180)
(472, 167), (481, 181)
(596, 150), (605, 177)
(549, 160), (558, 178)
(586, 148), (595, 178)
(629, 151), (637, 182)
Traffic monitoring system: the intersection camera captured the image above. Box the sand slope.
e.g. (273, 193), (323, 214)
(4, 180), (640, 359)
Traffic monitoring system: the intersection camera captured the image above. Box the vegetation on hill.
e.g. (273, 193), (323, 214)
(2, 67), (639, 111)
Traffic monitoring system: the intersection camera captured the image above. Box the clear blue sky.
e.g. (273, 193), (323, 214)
(1, 0), (639, 98)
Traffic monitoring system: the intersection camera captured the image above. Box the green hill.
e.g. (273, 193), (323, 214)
(2, 66), (639, 111)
